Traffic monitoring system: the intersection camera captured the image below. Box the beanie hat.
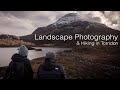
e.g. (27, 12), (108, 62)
(18, 45), (28, 56)
(46, 52), (56, 60)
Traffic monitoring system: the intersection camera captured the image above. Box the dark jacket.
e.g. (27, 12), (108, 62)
(3, 53), (33, 80)
(37, 58), (66, 79)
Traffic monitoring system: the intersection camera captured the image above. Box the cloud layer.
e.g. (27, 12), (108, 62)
(0, 11), (120, 36)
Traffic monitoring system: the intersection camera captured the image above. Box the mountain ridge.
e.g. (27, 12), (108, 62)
(20, 13), (120, 45)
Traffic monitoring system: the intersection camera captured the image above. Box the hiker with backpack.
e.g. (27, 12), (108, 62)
(3, 45), (33, 80)
(37, 52), (66, 79)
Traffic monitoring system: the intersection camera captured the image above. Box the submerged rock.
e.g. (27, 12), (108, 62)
(35, 49), (42, 51)
(26, 46), (35, 50)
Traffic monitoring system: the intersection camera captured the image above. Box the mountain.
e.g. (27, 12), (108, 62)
(21, 13), (120, 45)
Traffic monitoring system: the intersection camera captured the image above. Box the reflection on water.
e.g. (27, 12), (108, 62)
(0, 47), (71, 67)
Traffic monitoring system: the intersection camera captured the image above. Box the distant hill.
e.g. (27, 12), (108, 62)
(0, 34), (19, 40)
(21, 13), (120, 45)
(0, 34), (34, 47)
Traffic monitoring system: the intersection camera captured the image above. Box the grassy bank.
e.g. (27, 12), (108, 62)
(0, 45), (120, 79)
(0, 39), (34, 47)
(28, 46), (120, 79)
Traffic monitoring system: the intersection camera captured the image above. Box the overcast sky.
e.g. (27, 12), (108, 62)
(0, 11), (120, 36)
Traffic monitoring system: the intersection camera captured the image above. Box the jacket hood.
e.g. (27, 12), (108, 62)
(11, 53), (28, 62)
(43, 58), (56, 71)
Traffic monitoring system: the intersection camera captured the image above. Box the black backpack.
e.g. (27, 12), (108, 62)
(37, 64), (65, 79)
(7, 61), (25, 80)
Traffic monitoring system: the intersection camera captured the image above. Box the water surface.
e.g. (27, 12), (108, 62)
(0, 47), (71, 67)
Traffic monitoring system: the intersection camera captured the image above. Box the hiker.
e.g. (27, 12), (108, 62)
(37, 52), (66, 79)
(3, 45), (33, 80)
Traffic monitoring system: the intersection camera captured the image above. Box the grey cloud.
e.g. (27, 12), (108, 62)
(0, 11), (36, 36)
(103, 11), (120, 30)
(92, 17), (101, 23)
(100, 11), (105, 14)
(0, 11), (120, 36)
(112, 20), (118, 24)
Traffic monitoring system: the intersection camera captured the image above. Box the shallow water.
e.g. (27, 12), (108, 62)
(0, 47), (71, 67)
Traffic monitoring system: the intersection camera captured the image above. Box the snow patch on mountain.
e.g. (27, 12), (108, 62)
(53, 13), (85, 26)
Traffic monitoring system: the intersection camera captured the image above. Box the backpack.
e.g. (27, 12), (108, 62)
(7, 61), (25, 80)
(38, 64), (64, 79)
